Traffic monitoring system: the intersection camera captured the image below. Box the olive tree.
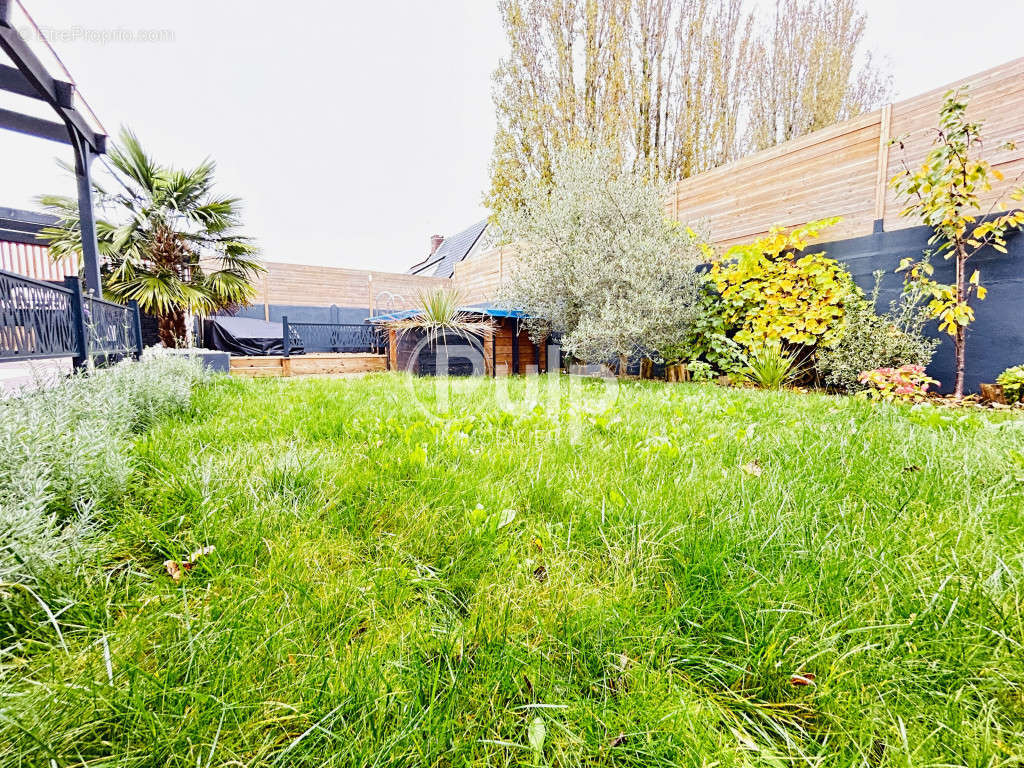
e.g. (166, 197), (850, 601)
(496, 147), (705, 366)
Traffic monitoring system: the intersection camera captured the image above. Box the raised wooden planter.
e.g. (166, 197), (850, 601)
(229, 353), (386, 378)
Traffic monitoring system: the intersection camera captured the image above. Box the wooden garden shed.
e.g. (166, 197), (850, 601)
(370, 307), (550, 376)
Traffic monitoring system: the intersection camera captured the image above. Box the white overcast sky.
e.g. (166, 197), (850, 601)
(2, 1), (1023, 273)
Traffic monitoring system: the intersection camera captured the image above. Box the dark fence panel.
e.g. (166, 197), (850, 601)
(83, 294), (138, 357)
(235, 304), (371, 324)
(820, 220), (1023, 394)
(287, 322), (384, 354)
(0, 268), (78, 359)
(0, 268), (142, 365)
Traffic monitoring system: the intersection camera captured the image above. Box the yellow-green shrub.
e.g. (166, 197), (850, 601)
(708, 218), (859, 351)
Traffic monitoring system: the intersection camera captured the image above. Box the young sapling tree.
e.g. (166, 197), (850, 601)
(890, 88), (1024, 397)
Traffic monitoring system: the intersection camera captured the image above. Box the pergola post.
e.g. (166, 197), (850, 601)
(0, 3), (107, 296)
(73, 139), (103, 296)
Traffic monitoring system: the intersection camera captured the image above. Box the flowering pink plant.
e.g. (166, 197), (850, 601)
(858, 365), (939, 403)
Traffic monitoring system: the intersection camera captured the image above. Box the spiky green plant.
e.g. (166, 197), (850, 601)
(742, 344), (803, 389)
(389, 289), (494, 346)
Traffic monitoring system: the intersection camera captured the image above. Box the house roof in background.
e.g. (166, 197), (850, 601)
(408, 219), (488, 278)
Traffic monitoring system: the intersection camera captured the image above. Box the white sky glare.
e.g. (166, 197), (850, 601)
(2, 1), (1023, 273)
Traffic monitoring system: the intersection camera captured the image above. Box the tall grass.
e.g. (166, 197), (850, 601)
(1, 374), (1022, 766)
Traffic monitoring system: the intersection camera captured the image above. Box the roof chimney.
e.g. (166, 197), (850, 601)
(429, 234), (444, 256)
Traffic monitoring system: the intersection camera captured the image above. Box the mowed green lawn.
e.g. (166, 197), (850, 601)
(5, 373), (1024, 767)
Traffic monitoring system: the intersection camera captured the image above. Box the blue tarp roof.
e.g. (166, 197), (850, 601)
(366, 305), (530, 323)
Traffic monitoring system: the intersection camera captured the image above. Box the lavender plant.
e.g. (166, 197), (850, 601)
(0, 353), (207, 586)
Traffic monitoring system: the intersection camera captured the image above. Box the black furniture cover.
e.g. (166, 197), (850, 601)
(202, 316), (303, 356)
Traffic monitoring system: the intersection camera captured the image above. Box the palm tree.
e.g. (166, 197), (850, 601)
(39, 128), (264, 347)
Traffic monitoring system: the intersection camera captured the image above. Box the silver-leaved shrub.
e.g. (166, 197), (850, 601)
(0, 352), (207, 586)
(496, 147), (705, 364)
(816, 273), (937, 392)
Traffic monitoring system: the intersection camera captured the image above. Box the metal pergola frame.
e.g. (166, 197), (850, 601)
(0, 0), (107, 295)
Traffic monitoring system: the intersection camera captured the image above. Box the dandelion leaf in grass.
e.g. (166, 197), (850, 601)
(528, 716), (546, 759)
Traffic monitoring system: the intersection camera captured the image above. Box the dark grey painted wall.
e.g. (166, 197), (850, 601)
(818, 220), (1023, 393)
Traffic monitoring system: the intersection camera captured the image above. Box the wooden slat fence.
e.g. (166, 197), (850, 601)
(0, 241), (78, 282)
(256, 261), (446, 317)
(131, 58), (1024, 315)
(667, 57), (1024, 249)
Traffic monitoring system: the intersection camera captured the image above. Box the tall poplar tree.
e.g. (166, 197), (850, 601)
(487, 0), (891, 216)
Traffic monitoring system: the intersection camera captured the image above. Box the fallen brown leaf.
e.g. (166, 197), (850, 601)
(870, 738), (887, 766)
(523, 674), (534, 698)
(164, 545), (215, 582)
(348, 620), (369, 645)
(609, 674), (629, 696)
(790, 672), (816, 686)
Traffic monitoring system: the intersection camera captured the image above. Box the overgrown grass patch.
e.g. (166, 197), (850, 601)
(3, 373), (1023, 766)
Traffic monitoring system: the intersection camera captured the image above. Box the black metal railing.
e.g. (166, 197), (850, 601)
(83, 294), (140, 357)
(0, 269), (78, 359)
(0, 268), (142, 365)
(282, 318), (384, 355)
